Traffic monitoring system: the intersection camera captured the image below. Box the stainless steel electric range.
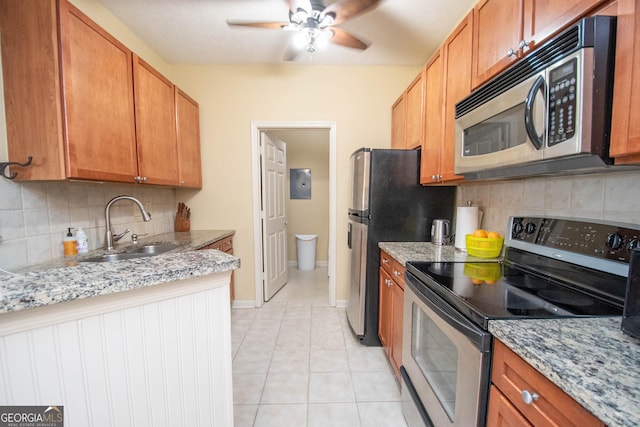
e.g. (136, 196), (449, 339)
(400, 216), (638, 427)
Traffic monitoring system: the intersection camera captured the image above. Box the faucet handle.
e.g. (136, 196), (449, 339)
(131, 233), (148, 244)
(113, 228), (130, 243)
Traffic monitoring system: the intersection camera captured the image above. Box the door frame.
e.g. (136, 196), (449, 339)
(251, 120), (337, 307)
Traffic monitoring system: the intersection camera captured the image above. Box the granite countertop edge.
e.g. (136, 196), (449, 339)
(0, 230), (239, 315)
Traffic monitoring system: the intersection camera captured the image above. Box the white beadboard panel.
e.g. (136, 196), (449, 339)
(122, 306), (153, 426)
(0, 274), (233, 427)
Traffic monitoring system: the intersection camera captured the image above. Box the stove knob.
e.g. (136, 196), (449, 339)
(512, 222), (524, 236)
(629, 239), (639, 251)
(606, 233), (625, 251)
(525, 222), (537, 234)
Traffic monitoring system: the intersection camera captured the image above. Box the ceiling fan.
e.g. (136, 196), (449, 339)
(227, 0), (382, 60)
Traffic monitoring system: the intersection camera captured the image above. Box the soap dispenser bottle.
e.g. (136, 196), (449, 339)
(76, 227), (89, 254)
(63, 227), (78, 257)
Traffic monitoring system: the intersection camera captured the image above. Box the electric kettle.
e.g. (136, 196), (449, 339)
(431, 219), (451, 246)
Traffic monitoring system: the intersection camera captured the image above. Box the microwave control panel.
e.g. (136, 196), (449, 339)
(548, 58), (577, 146)
(510, 217), (640, 264)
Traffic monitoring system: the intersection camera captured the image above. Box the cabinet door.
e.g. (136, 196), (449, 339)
(0, 0), (66, 181)
(472, 0), (524, 89)
(176, 88), (203, 188)
(391, 95), (406, 149)
(611, 0), (640, 163)
(378, 267), (393, 351)
(522, 0), (610, 53)
(420, 50), (444, 184)
(60, 1), (138, 182)
(389, 280), (403, 376)
(487, 385), (534, 427)
(441, 12), (472, 183)
(405, 70), (425, 150)
(133, 55), (179, 186)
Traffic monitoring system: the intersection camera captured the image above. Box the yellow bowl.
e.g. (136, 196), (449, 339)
(465, 235), (504, 258)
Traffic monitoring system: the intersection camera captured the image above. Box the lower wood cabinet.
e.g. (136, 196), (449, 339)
(379, 249), (405, 379)
(488, 339), (605, 427)
(199, 235), (235, 302)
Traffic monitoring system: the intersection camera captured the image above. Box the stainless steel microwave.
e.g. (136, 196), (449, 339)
(454, 16), (617, 180)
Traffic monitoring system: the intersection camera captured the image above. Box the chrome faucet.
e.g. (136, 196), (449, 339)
(104, 195), (152, 250)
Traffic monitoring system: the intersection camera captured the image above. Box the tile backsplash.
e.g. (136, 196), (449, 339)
(0, 179), (176, 270)
(457, 170), (640, 235)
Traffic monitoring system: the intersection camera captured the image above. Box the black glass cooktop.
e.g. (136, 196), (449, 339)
(406, 254), (625, 330)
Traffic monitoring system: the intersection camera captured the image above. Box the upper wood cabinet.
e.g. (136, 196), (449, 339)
(472, 0), (610, 89)
(440, 12), (473, 183)
(133, 55), (179, 186)
(610, 0), (640, 163)
(391, 94), (406, 149)
(0, 0), (138, 181)
(176, 89), (203, 189)
(420, 50), (445, 184)
(0, 0), (202, 186)
(405, 71), (425, 150)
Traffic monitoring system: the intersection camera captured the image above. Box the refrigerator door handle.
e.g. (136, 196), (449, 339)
(347, 222), (352, 249)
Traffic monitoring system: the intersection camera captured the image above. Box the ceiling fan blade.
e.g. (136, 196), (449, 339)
(321, 0), (381, 25)
(226, 21), (290, 30)
(285, 0), (313, 15)
(329, 27), (368, 50)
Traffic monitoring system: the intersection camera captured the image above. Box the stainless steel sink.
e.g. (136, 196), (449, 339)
(125, 243), (181, 255)
(81, 253), (150, 263)
(81, 243), (181, 263)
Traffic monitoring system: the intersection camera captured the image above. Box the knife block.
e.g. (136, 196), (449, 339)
(174, 216), (190, 232)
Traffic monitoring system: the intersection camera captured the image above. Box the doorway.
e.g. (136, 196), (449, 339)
(250, 121), (337, 307)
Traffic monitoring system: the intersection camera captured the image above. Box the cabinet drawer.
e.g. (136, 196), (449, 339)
(199, 235), (233, 252)
(492, 340), (605, 427)
(380, 250), (405, 289)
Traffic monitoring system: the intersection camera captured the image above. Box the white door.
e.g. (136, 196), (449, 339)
(261, 132), (288, 300)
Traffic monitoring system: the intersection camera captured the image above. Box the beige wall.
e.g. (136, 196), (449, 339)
(170, 64), (417, 302)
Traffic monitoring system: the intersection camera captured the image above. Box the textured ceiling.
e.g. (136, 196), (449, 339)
(96, 0), (476, 66)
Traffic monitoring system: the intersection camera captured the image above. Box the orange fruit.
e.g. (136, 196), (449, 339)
(472, 229), (488, 238)
(485, 279), (497, 284)
(471, 278), (484, 285)
(487, 231), (501, 239)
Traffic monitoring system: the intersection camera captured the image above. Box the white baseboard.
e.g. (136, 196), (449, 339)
(231, 300), (257, 309)
(335, 300), (348, 308)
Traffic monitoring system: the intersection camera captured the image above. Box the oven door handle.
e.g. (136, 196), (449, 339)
(524, 74), (546, 150)
(407, 273), (491, 350)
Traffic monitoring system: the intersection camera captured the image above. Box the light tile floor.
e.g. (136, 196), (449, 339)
(232, 266), (409, 427)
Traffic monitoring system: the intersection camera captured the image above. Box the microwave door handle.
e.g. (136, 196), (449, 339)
(524, 75), (546, 150)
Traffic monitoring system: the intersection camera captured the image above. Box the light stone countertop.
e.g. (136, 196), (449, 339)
(378, 241), (501, 265)
(489, 318), (640, 427)
(0, 230), (239, 314)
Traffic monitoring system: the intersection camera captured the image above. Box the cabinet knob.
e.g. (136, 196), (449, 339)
(521, 390), (539, 405)
(180, 180), (185, 186)
(135, 176), (148, 183)
(394, 270), (401, 276)
(507, 48), (517, 57)
(518, 39), (530, 50)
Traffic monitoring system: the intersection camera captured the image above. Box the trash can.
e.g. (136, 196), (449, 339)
(295, 234), (317, 271)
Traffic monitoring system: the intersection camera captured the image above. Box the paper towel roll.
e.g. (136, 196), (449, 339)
(455, 206), (479, 250)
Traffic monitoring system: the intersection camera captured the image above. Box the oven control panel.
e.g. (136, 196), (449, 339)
(510, 217), (640, 264)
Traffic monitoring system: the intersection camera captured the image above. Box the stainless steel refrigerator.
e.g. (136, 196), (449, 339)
(346, 148), (455, 346)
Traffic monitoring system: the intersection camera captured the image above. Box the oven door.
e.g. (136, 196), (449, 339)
(454, 70), (546, 175)
(402, 272), (492, 427)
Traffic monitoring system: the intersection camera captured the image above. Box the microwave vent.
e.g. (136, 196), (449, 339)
(456, 21), (586, 117)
